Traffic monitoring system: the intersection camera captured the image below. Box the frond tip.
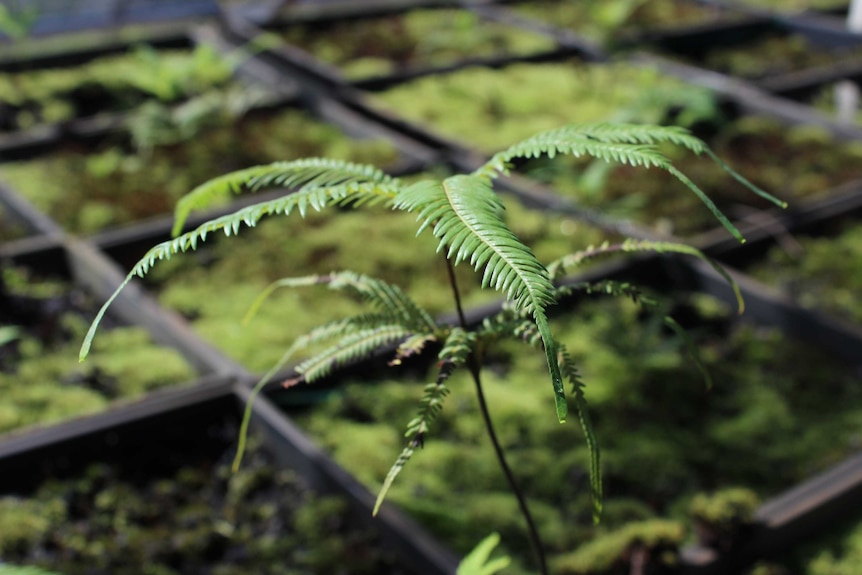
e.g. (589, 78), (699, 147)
(473, 122), (786, 244)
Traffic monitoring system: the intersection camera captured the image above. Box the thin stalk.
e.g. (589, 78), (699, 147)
(444, 260), (549, 575)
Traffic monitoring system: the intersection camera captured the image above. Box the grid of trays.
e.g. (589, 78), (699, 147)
(3, 1), (862, 573)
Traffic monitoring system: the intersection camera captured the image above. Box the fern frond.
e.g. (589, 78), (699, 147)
(374, 327), (473, 516)
(391, 333), (437, 365)
(393, 176), (566, 421)
(548, 239), (744, 314)
(296, 325), (413, 383)
(79, 183), (400, 362)
(173, 158), (398, 236)
(474, 123), (785, 243)
(558, 346), (601, 524)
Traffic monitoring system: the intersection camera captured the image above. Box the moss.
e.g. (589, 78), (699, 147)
(0, 266), (195, 435)
(750, 222), (862, 324)
(0, 44), (234, 132)
(278, 8), (555, 80)
(552, 519), (683, 574)
(684, 32), (862, 80)
(0, 497), (67, 555)
(690, 488), (759, 550)
(0, 436), (400, 574)
(514, 0), (735, 46)
(374, 61), (718, 153)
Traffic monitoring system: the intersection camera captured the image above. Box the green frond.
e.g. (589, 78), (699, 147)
(233, 312), (414, 473)
(79, 183), (400, 362)
(393, 175), (566, 421)
(549, 239), (744, 314)
(474, 123), (785, 243)
(558, 345), (602, 525)
(374, 328), (473, 516)
(457, 532), (511, 575)
(296, 325), (413, 384)
(173, 158), (398, 236)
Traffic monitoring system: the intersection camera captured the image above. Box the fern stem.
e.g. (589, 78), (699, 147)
(444, 260), (549, 575)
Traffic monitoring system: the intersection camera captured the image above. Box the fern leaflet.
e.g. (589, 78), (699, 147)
(374, 327), (473, 515)
(548, 238), (744, 313)
(79, 183), (400, 362)
(558, 346), (601, 524)
(473, 123), (785, 243)
(173, 158), (397, 235)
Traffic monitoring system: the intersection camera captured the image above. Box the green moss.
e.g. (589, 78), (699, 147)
(552, 519), (684, 574)
(374, 61), (718, 153)
(513, 0), (735, 46)
(690, 488), (759, 549)
(0, 44), (234, 131)
(686, 32), (862, 80)
(0, 497), (67, 555)
(750, 222), (862, 323)
(0, 267), (195, 435)
(0, 437), (399, 573)
(279, 8), (555, 80)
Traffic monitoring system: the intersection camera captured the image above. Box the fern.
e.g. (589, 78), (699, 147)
(374, 327), (473, 516)
(393, 176), (567, 422)
(172, 158), (398, 235)
(474, 123), (786, 243)
(558, 346), (601, 525)
(79, 122), (786, 572)
(548, 238), (744, 313)
(79, 180), (400, 362)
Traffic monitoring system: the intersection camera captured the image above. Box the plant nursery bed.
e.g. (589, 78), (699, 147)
(0, 38), (240, 135)
(507, 0), (749, 50)
(740, 197), (862, 329)
(0, 385), (424, 575)
(358, 58), (862, 238)
(646, 17), (862, 83)
(0, 242), (197, 438)
(265, 5), (559, 83)
(277, 260), (862, 575)
(0, 101), (405, 235)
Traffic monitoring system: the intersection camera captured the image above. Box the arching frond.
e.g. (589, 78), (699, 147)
(79, 182), (400, 362)
(558, 346), (601, 524)
(173, 158), (398, 236)
(374, 327), (473, 516)
(296, 324), (413, 383)
(473, 123), (785, 243)
(548, 238), (744, 314)
(394, 175), (566, 422)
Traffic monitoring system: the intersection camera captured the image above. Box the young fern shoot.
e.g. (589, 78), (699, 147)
(80, 122), (783, 571)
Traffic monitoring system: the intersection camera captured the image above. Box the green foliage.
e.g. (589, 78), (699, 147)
(551, 519), (684, 574)
(0, 566), (64, 575)
(457, 532), (511, 575)
(80, 122), (780, 571)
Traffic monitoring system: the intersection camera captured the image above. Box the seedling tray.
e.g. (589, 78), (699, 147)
(0, 379), (458, 574)
(639, 14), (862, 83)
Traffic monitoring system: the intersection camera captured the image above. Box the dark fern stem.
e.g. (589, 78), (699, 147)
(444, 259), (549, 575)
